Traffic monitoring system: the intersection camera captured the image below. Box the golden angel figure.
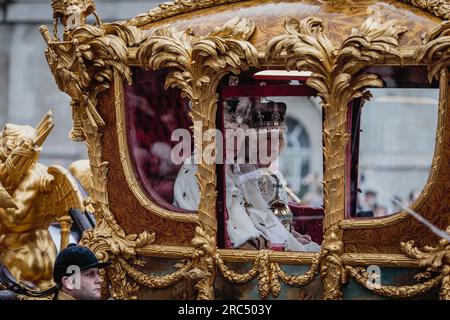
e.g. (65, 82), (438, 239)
(0, 112), (84, 289)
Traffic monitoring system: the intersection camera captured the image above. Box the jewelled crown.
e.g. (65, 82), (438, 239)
(224, 98), (287, 131)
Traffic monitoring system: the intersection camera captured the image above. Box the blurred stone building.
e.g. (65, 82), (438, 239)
(0, 0), (161, 167)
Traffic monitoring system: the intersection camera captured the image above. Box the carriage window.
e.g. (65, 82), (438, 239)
(219, 72), (323, 252)
(350, 67), (439, 218)
(124, 68), (194, 211)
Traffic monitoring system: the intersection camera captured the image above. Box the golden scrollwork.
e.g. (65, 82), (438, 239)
(215, 252), (259, 284)
(77, 121), (155, 299)
(342, 224), (450, 299)
(266, 7), (407, 234)
(40, 21), (147, 141)
(41, 0), (148, 142)
(137, 17), (258, 299)
(415, 21), (450, 81)
(257, 250), (272, 299)
(0, 112), (84, 289)
(40, 0), (450, 301)
(190, 226), (216, 300)
(399, 0), (450, 20)
(275, 251), (324, 287)
(51, 0), (102, 39)
(42, 4), (156, 299)
(401, 225), (450, 300)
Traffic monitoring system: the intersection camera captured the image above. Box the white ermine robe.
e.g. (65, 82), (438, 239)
(173, 162), (320, 252)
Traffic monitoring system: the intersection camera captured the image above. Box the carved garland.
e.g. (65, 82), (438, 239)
(137, 17), (259, 299)
(346, 266), (444, 298)
(216, 249), (326, 299)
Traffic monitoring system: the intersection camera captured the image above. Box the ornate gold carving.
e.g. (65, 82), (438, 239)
(346, 266), (443, 298)
(137, 17), (258, 299)
(341, 253), (420, 267)
(401, 226), (450, 300)
(216, 252), (259, 284)
(119, 258), (194, 288)
(80, 214), (155, 299)
(109, 257), (194, 299)
(319, 232), (345, 299)
(69, 159), (96, 212)
(267, 8), (407, 233)
(51, 0), (102, 39)
(138, 244), (423, 267)
(275, 251), (324, 287)
(415, 21), (450, 82)
(216, 249), (322, 299)
(40, 0), (449, 301)
(42, 5), (157, 299)
(76, 111), (155, 299)
(257, 250), (272, 299)
(40, 21), (147, 141)
(0, 112), (84, 289)
(342, 224), (450, 299)
(190, 226), (217, 300)
(58, 216), (73, 250)
(127, 0), (449, 29)
(128, 0), (243, 28)
(114, 74), (197, 222)
(399, 0), (450, 20)
(217, 249), (318, 264)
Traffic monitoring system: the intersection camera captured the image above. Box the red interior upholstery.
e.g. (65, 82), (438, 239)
(289, 204), (324, 245)
(125, 68), (193, 209)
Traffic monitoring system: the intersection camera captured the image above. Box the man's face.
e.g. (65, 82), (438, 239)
(63, 267), (102, 300)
